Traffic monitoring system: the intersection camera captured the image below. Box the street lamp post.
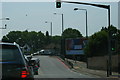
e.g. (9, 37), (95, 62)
(74, 8), (88, 38)
(54, 13), (65, 60)
(54, 13), (64, 34)
(62, 14), (64, 34)
(45, 21), (52, 36)
(74, 7), (111, 76)
(74, 8), (88, 68)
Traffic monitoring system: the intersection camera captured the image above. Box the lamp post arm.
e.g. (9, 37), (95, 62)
(62, 1), (109, 9)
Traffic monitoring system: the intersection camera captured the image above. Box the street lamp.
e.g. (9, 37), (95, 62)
(53, 13), (64, 34)
(54, 13), (65, 60)
(74, 8), (88, 38)
(0, 17), (10, 29)
(45, 21), (52, 36)
(0, 24), (7, 29)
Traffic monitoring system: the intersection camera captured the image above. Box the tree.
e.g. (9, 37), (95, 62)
(2, 36), (10, 42)
(51, 36), (61, 44)
(84, 30), (108, 57)
(84, 25), (119, 57)
(45, 31), (51, 45)
(20, 30), (29, 46)
(62, 28), (83, 39)
(2, 31), (22, 43)
(117, 30), (120, 54)
(2, 30), (46, 53)
(36, 31), (45, 50)
(46, 31), (49, 37)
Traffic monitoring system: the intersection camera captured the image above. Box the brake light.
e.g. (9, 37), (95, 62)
(21, 74), (27, 78)
(35, 65), (39, 68)
(21, 71), (29, 78)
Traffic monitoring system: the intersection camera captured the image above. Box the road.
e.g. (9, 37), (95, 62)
(34, 55), (99, 78)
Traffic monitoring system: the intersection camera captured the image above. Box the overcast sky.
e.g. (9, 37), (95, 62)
(0, 0), (119, 40)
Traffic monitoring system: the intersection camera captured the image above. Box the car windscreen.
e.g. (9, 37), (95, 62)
(0, 44), (20, 62)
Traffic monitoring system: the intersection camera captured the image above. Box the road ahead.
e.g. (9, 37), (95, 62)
(34, 56), (98, 78)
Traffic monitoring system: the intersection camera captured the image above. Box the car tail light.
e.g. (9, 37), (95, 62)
(21, 71), (30, 78)
(35, 65), (39, 68)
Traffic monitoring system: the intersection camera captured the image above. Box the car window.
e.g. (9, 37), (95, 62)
(0, 44), (20, 61)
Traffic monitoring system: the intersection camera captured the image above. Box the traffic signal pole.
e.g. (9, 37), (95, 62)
(108, 7), (112, 76)
(56, 0), (111, 77)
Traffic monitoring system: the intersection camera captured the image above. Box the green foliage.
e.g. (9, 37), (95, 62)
(2, 28), (83, 54)
(84, 25), (119, 57)
(108, 25), (117, 34)
(2, 31), (22, 43)
(46, 31), (49, 37)
(2, 30), (62, 53)
(45, 31), (50, 45)
(84, 30), (108, 57)
(51, 36), (61, 44)
(2, 30), (45, 52)
(62, 28), (83, 39)
(116, 30), (120, 54)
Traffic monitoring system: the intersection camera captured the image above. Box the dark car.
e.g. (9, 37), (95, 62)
(30, 58), (40, 75)
(0, 42), (34, 79)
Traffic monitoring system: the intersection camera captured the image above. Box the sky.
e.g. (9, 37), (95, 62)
(0, 0), (119, 40)
(1, 0), (120, 2)
(118, 1), (120, 29)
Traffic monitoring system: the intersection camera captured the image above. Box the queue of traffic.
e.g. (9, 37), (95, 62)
(0, 42), (40, 80)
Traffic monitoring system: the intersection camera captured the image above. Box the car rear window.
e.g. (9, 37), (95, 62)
(0, 44), (20, 61)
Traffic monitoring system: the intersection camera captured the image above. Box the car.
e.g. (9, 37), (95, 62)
(25, 55), (33, 61)
(30, 58), (40, 75)
(31, 58), (40, 67)
(0, 42), (34, 79)
(24, 55), (40, 75)
(40, 50), (52, 55)
(33, 52), (39, 56)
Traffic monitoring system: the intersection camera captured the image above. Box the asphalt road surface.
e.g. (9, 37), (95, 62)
(34, 55), (99, 78)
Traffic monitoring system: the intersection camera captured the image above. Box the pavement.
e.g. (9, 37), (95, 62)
(55, 56), (120, 78)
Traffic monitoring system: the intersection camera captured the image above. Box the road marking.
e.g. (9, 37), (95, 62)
(56, 58), (69, 69)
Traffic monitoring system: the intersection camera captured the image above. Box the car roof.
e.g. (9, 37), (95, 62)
(0, 42), (19, 46)
(31, 58), (39, 61)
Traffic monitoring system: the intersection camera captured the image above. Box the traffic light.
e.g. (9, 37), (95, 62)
(56, 0), (61, 8)
(111, 39), (116, 51)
